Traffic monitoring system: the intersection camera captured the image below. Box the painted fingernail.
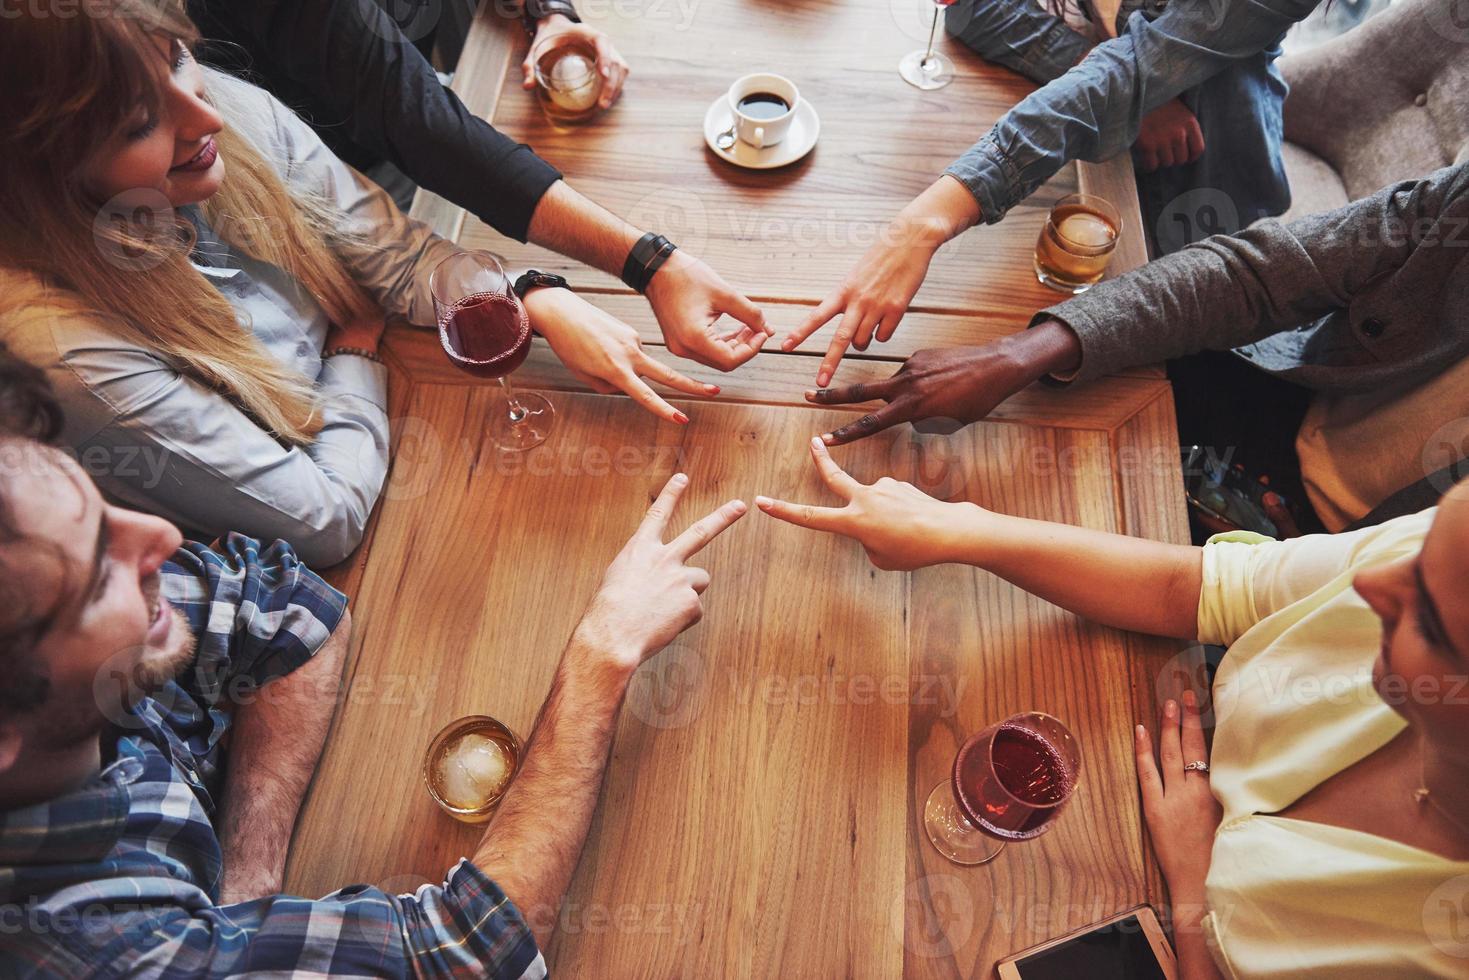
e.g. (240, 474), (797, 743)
(707, 384), (721, 395)
(673, 411), (689, 424)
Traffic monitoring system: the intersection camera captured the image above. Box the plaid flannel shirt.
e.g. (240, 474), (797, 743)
(0, 534), (544, 979)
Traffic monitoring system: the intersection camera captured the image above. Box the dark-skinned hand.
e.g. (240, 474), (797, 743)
(804, 319), (1083, 446)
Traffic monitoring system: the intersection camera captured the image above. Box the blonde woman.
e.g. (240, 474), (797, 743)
(0, 0), (717, 565)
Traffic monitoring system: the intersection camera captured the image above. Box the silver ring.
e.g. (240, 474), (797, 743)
(1183, 761), (1210, 774)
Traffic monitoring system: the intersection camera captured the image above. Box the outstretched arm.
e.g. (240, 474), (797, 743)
(756, 439), (1201, 639)
(471, 475), (748, 948)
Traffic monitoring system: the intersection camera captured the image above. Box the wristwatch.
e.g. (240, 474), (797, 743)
(522, 0), (580, 35)
(513, 269), (572, 299)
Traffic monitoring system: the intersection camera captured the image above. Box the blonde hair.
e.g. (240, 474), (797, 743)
(0, 0), (377, 445)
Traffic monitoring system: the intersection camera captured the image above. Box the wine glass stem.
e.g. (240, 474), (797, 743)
(922, 8), (940, 69)
(499, 375), (529, 425)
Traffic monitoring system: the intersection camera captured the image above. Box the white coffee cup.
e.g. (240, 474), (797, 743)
(727, 73), (800, 149)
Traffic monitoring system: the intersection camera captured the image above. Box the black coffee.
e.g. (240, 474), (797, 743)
(736, 92), (790, 120)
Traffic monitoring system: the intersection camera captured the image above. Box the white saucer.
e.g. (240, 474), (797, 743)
(703, 96), (819, 169)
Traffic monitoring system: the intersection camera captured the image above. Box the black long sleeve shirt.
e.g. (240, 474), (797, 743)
(189, 0), (561, 241)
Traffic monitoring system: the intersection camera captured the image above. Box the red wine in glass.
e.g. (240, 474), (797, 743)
(430, 250), (554, 452)
(438, 290), (532, 379)
(924, 712), (1081, 865)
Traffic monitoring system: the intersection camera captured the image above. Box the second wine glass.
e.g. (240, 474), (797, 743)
(431, 250), (555, 452)
(900, 0), (958, 90)
(923, 711), (1082, 865)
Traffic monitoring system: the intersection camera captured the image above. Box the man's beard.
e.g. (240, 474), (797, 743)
(41, 610), (198, 747)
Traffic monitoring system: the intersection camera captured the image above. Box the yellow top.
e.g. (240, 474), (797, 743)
(1195, 510), (1469, 978)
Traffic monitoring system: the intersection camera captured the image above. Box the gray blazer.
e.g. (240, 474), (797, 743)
(1044, 163), (1469, 518)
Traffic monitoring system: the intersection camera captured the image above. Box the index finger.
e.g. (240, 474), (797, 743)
(638, 472), (689, 539)
(821, 400), (910, 447)
(668, 498), (749, 560)
(815, 313), (857, 388)
(782, 293), (843, 351)
(753, 495), (847, 533)
(805, 376), (899, 406)
(809, 437), (862, 499)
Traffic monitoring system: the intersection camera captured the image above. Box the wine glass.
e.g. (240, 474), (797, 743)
(430, 250), (554, 452)
(923, 711), (1082, 865)
(900, 0), (958, 91)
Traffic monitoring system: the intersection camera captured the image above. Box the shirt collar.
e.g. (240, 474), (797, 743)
(0, 738), (141, 876)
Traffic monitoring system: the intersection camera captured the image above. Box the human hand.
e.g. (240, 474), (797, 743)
(644, 249), (770, 371)
(804, 320), (1083, 446)
(754, 438), (978, 571)
(1133, 98), (1205, 173)
(523, 286), (719, 424)
(1134, 691), (1222, 902)
(575, 473), (747, 666)
(521, 14), (629, 110)
(781, 225), (938, 388)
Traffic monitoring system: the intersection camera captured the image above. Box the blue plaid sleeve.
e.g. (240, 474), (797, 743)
(161, 534), (348, 706)
(10, 859), (545, 978)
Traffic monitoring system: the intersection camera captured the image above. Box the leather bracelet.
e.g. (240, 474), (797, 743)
(620, 233), (678, 294)
(324, 346), (383, 364)
(523, 0), (580, 36)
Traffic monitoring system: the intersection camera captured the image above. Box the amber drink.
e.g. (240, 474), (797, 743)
(1034, 194), (1121, 294)
(424, 715), (522, 823)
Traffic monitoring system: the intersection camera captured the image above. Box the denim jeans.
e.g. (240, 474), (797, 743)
(943, 0), (1310, 253)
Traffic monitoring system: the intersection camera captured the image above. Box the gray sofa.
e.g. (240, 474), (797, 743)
(1277, 0), (1469, 222)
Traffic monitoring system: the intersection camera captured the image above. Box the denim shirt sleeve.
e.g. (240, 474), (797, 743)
(946, 0), (1318, 223)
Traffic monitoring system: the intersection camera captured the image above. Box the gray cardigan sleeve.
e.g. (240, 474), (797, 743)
(1040, 163), (1469, 382)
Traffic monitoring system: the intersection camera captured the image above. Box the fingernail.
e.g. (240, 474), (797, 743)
(754, 495), (772, 508)
(730, 500), (748, 514)
(1165, 699), (1177, 718)
(672, 472), (688, 485)
(803, 389), (817, 401)
(1183, 690), (1196, 708)
(673, 411), (689, 424)
(817, 372), (830, 387)
(820, 433), (834, 445)
(707, 385), (721, 395)
(810, 436), (824, 450)
(1135, 724), (1146, 739)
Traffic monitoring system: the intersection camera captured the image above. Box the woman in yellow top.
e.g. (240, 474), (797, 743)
(755, 438), (1469, 978)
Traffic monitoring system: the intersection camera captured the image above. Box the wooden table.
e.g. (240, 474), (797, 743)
(287, 1), (1192, 976)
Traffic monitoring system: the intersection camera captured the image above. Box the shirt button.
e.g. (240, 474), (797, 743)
(1360, 317), (1386, 339)
(1414, 93), (1428, 107)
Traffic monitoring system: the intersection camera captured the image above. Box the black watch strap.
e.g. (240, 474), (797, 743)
(523, 0), (580, 35)
(620, 233), (678, 294)
(514, 270), (571, 299)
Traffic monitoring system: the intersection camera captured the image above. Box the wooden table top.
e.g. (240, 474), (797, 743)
(286, 1), (1191, 976)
